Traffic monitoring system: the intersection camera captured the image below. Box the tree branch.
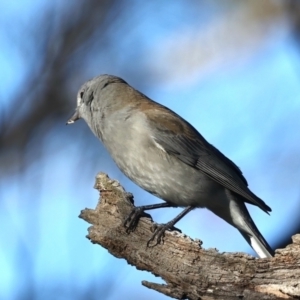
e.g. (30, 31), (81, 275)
(79, 173), (300, 300)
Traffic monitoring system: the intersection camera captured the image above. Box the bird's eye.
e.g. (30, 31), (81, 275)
(77, 90), (84, 106)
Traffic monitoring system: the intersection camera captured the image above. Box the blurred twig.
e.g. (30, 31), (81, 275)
(0, 0), (124, 172)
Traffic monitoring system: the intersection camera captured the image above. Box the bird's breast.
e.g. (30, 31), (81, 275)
(106, 133), (222, 207)
(101, 112), (224, 207)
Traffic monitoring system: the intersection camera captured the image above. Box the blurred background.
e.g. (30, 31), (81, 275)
(1, 0), (300, 299)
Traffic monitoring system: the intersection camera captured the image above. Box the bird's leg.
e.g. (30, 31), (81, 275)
(147, 206), (194, 246)
(124, 202), (175, 232)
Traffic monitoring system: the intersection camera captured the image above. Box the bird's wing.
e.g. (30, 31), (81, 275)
(145, 107), (271, 213)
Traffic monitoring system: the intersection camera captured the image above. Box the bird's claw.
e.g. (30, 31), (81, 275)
(124, 208), (182, 247)
(147, 222), (178, 247)
(124, 207), (144, 232)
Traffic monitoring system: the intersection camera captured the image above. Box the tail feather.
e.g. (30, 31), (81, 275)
(234, 195), (274, 258)
(238, 229), (274, 258)
(223, 190), (274, 258)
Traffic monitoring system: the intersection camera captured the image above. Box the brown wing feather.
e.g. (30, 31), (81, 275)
(144, 105), (271, 213)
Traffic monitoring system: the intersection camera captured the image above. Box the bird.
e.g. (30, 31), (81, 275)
(67, 74), (274, 258)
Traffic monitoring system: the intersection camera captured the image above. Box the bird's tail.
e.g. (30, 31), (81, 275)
(234, 196), (274, 258)
(238, 227), (274, 258)
(208, 189), (274, 258)
(221, 190), (274, 258)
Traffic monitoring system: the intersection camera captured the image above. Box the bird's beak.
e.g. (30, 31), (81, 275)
(66, 109), (80, 125)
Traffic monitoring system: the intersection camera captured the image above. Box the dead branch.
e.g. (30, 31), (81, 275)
(79, 173), (300, 300)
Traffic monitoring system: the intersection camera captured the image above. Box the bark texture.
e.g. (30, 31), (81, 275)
(79, 173), (300, 300)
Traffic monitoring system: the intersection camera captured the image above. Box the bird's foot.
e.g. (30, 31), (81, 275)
(124, 203), (172, 233)
(124, 207), (146, 232)
(147, 221), (180, 247)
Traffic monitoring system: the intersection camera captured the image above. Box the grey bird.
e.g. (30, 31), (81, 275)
(67, 74), (274, 258)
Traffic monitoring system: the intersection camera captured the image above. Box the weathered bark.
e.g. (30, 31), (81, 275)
(79, 173), (300, 300)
